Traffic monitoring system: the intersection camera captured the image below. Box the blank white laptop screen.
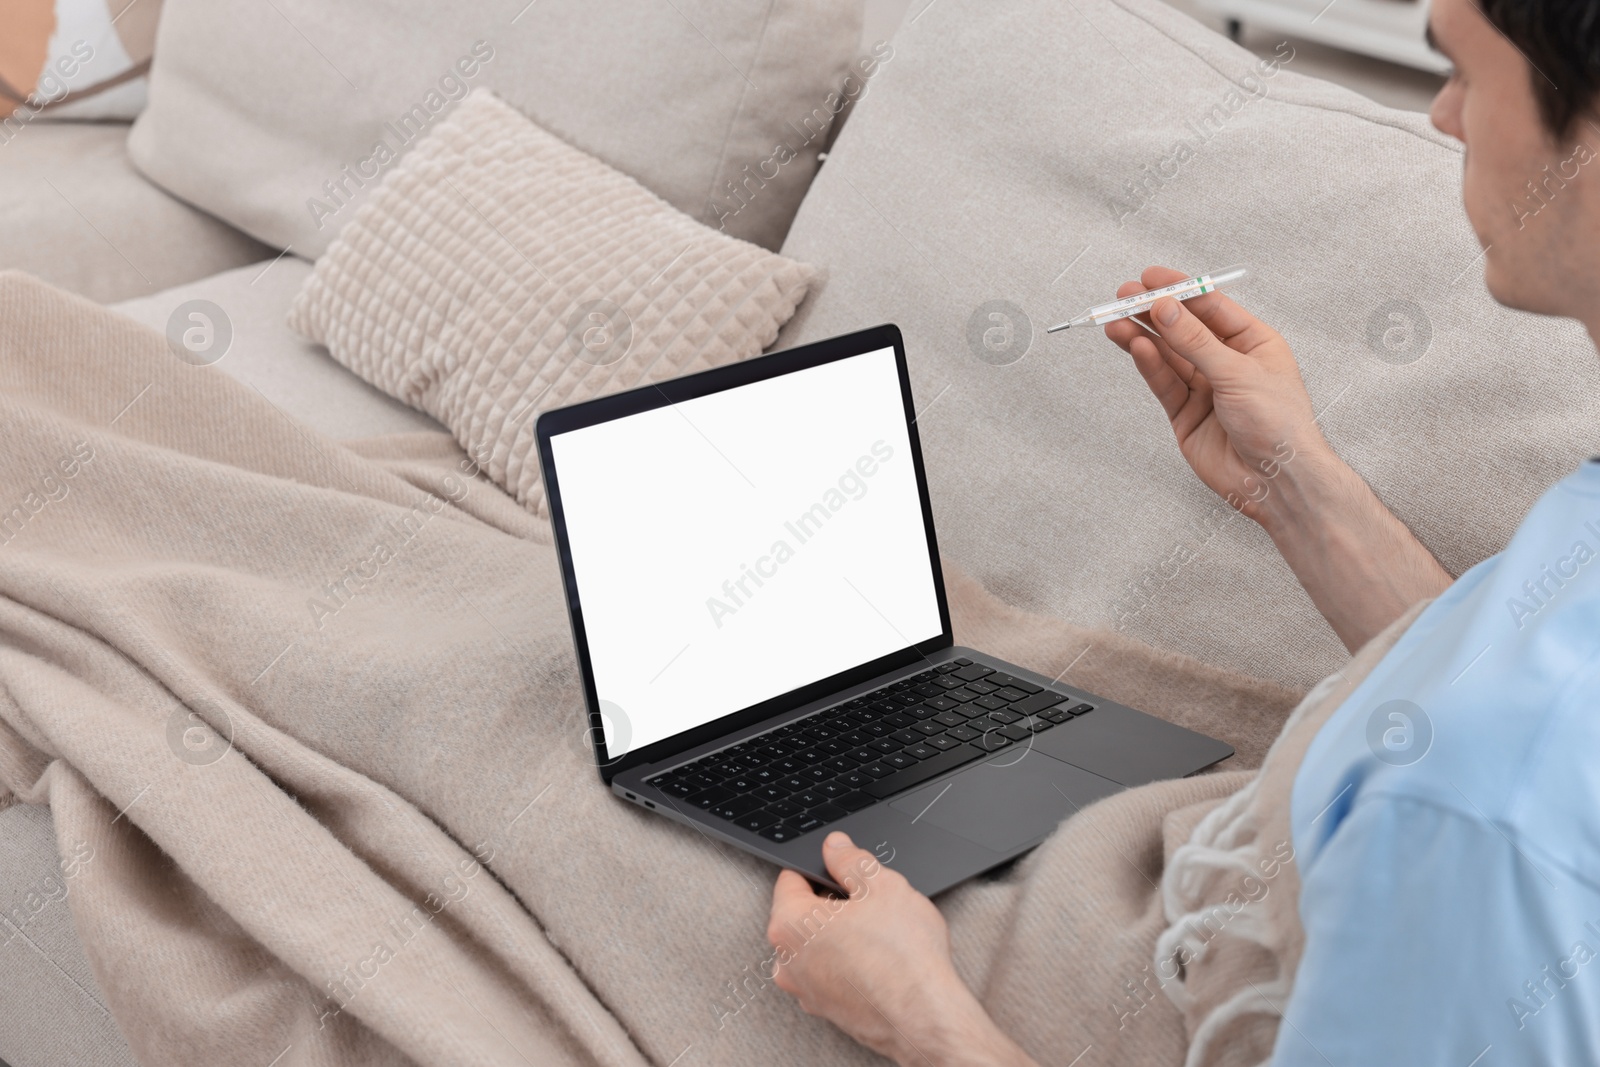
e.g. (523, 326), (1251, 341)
(549, 346), (944, 757)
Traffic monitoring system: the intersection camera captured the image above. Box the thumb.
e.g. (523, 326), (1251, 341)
(1149, 296), (1249, 383)
(820, 831), (876, 897)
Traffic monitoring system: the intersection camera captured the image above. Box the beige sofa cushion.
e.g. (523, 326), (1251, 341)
(111, 258), (444, 441)
(127, 0), (864, 258)
(0, 122), (269, 303)
(775, 0), (1600, 691)
(287, 90), (817, 516)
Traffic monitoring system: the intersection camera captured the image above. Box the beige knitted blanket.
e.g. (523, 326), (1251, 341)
(0, 272), (1325, 1066)
(1154, 597), (1430, 1066)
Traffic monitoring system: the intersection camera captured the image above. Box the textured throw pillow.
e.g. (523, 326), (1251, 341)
(288, 89), (818, 518)
(0, 0), (162, 124)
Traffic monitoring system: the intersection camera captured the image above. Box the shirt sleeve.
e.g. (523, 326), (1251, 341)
(1269, 795), (1600, 1066)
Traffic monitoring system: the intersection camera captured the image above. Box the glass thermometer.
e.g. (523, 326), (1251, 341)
(1047, 265), (1248, 333)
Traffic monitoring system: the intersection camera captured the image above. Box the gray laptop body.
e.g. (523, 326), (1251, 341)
(536, 323), (1232, 895)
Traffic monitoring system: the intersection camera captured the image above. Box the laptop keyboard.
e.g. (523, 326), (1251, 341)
(645, 658), (1095, 844)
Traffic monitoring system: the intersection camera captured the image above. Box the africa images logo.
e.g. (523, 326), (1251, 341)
(1364, 698), (1432, 767)
(966, 300), (1033, 366)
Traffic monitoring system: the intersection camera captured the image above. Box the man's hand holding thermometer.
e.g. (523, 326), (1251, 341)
(1085, 263), (1322, 528)
(1094, 264), (1451, 653)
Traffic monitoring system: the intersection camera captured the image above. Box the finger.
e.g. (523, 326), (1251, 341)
(1103, 315), (1147, 354)
(1131, 267), (1222, 336)
(1108, 309), (1200, 388)
(1140, 265), (1272, 348)
(1147, 296), (1253, 384)
(1167, 359), (1217, 445)
(1179, 290), (1272, 348)
(820, 831), (878, 896)
(1127, 333), (1192, 423)
(1111, 275), (1160, 332)
(769, 868), (816, 951)
(1099, 282), (1147, 351)
(772, 868), (816, 914)
(1131, 333), (1218, 445)
(1153, 332), (1200, 385)
(1103, 272), (1223, 439)
(1105, 291), (1167, 352)
(1138, 265), (1189, 288)
(1102, 278), (1204, 377)
(1113, 315), (1215, 435)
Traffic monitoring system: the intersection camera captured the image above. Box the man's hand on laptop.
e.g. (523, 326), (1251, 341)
(1102, 264), (1452, 652)
(767, 831), (1039, 1067)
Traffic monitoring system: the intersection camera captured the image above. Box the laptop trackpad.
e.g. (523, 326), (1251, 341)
(888, 749), (1123, 853)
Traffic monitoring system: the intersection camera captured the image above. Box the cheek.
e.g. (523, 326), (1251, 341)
(1458, 95), (1530, 237)
(1458, 140), (1492, 230)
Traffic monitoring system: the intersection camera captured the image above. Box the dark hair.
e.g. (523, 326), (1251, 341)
(1477, 0), (1600, 137)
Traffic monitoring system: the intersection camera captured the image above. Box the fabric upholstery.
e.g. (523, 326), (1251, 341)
(0, 122), (270, 304)
(127, 0), (865, 257)
(288, 90), (818, 517)
(774, 0), (1600, 690)
(112, 258), (444, 441)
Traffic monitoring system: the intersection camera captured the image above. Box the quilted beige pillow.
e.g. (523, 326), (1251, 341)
(288, 89), (818, 517)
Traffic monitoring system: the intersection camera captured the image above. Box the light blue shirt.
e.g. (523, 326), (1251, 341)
(1275, 459), (1600, 1066)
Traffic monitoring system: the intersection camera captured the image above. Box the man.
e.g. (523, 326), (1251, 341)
(766, 0), (1600, 1061)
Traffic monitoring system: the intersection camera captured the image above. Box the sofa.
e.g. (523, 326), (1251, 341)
(4, 0), (1597, 1062)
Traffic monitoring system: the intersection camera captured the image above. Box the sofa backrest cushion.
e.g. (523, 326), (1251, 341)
(127, 0), (863, 257)
(774, 0), (1600, 690)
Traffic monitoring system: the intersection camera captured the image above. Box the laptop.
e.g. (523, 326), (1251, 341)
(535, 323), (1233, 896)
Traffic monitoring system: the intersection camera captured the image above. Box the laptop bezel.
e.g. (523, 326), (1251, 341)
(535, 323), (954, 784)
